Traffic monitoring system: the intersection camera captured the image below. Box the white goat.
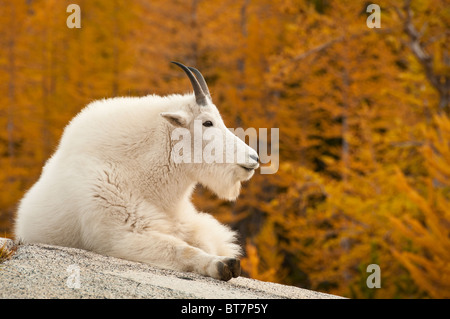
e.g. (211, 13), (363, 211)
(15, 62), (259, 281)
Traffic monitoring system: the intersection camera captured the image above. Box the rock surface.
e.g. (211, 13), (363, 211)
(0, 239), (342, 299)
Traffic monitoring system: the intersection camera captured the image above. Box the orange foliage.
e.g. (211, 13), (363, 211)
(391, 114), (450, 298)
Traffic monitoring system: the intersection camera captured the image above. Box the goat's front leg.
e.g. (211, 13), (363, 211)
(104, 231), (240, 281)
(181, 208), (242, 258)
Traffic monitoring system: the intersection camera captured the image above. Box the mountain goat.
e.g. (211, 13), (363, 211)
(15, 62), (259, 281)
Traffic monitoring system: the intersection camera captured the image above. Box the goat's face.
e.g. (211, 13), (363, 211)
(161, 62), (259, 201)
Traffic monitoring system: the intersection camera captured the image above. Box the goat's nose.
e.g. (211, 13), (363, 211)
(250, 153), (259, 163)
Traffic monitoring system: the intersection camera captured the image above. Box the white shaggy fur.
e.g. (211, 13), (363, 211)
(15, 85), (259, 280)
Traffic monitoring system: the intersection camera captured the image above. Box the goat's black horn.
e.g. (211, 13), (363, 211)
(188, 66), (211, 101)
(171, 61), (208, 106)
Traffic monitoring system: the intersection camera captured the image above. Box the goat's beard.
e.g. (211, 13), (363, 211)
(209, 180), (242, 201)
(195, 164), (247, 201)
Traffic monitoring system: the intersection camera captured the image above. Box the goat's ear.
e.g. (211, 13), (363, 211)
(160, 111), (190, 128)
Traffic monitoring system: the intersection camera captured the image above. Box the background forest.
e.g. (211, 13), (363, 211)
(0, 0), (449, 298)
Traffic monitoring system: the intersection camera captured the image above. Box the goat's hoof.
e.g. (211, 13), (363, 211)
(217, 258), (241, 281)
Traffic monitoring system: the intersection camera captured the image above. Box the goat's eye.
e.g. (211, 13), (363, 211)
(203, 121), (213, 127)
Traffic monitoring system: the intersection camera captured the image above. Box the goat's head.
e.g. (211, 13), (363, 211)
(160, 62), (259, 200)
